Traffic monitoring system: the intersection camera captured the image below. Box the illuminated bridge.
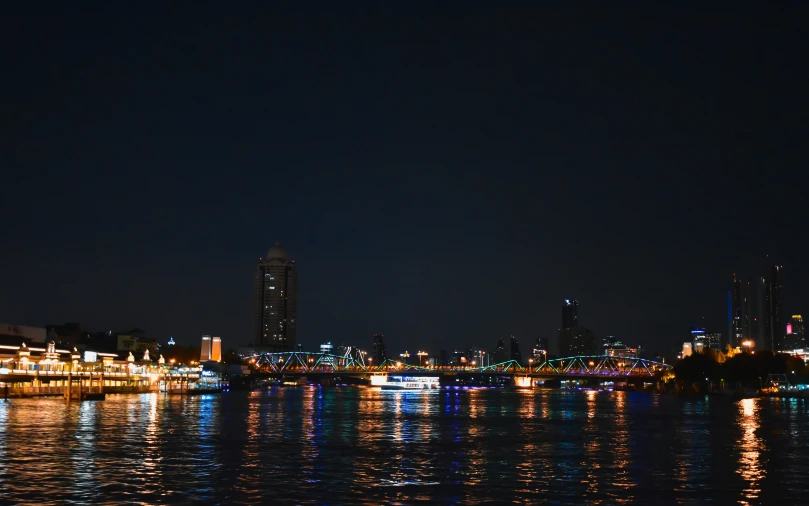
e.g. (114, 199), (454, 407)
(246, 351), (672, 380)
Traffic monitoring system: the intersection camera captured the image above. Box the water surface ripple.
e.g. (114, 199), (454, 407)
(1, 389), (807, 504)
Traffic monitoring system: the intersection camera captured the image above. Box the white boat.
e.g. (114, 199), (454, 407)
(379, 376), (439, 390)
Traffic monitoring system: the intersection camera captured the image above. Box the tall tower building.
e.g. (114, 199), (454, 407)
(729, 274), (751, 349)
(372, 334), (388, 364)
(211, 336), (222, 362)
(200, 335), (212, 361)
(254, 243), (298, 352)
(785, 315), (806, 351)
(510, 335), (522, 364)
(768, 265), (783, 351)
(757, 275), (768, 345)
(742, 280), (752, 344)
(760, 266), (784, 351)
(562, 299), (578, 329)
(493, 338), (508, 364)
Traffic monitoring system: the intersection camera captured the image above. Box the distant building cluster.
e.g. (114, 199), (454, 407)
(727, 265), (806, 357)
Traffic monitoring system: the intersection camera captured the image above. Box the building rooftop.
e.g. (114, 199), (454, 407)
(266, 242), (289, 262)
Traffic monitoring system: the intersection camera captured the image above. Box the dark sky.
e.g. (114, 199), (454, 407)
(3, 4), (808, 356)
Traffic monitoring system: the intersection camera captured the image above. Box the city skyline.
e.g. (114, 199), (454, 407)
(2, 240), (804, 358)
(3, 5), (808, 356)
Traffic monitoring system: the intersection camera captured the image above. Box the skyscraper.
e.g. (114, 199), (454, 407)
(562, 299), (578, 329)
(785, 315), (806, 351)
(558, 298), (595, 355)
(729, 275), (742, 349)
(743, 280), (752, 345)
(559, 326), (596, 356)
(493, 338), (508, 363)
(729, 274), (752, 349)
(254, 243), (298, 352)
(756, 275), (767, 344)
(510, 335), (522, 365)
(200, 335), (212, 361)
(761, 265), (784, 351)
(769, 265), (783, 351)
(211, 336), (222, 362)
(372, 334), (388, 364)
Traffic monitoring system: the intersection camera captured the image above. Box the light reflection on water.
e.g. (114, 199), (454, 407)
(0, 390), (808, 504)
(737, 397), (765, 505)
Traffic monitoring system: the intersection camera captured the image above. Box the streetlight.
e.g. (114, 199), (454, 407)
(742, 340), (754, 353)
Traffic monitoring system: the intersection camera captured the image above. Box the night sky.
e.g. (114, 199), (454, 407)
(3, 4), (808, 356)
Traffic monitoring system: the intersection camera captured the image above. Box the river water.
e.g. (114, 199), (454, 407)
(0, 388), (807, 505)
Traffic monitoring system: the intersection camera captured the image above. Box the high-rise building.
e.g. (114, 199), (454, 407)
(728, 276), (753, 350)
(742, 280), (752, 344)
(372, 334), (387, 364)
(729, 274), (743, 349)
(756, 276), (767, 344)
(562, 299), (578, 329)
(769, 265), (783, 351)
(559, 326), (596, 356)
(510, 335), (522, 365)
(211, 336), (222, 362)
(761, 265), (784, 351)
(493, 338), (508, 363)
(254, 243), (298, 352)
(200, 335), (212, 361)
(785, 315), (806, 351)
(532, 338), (548, 362)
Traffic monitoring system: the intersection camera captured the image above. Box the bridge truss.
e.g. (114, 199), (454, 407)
(534, 355), (669, 377)
(246, 351), (671, 377)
